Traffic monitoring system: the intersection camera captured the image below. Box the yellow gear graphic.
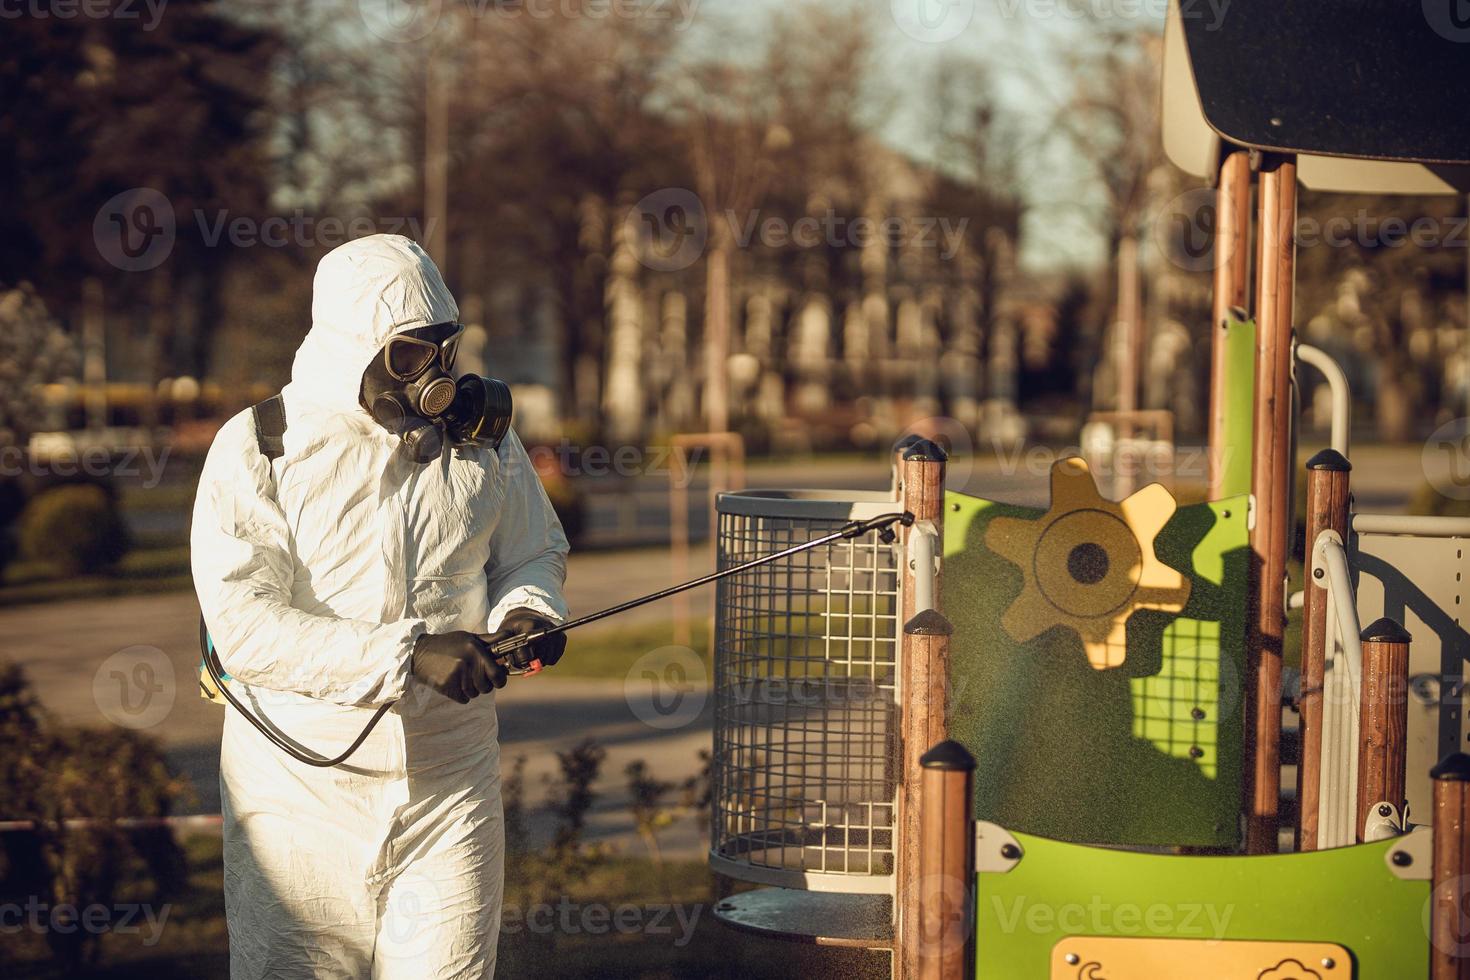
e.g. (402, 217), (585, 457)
(985, 457), (1191, 670)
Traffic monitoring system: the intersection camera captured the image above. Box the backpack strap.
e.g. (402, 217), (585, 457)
(251, 393), (287, 461)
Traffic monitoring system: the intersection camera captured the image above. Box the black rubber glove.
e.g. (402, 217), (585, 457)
(484, 608), (566, 672)
(410, 631), (507, 703)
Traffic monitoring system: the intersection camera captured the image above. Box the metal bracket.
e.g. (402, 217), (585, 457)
(1362, 801), (1405, 841)
(974, 821), (1023, 874)
(1385, 826), (1432, 881)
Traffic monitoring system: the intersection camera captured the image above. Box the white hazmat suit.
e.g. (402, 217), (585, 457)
(191, 234), (568, 978)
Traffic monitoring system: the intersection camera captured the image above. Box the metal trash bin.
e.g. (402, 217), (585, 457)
(710, 489), (903, 893)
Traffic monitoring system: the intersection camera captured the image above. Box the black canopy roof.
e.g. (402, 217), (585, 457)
(1180, 0), (1470, 166)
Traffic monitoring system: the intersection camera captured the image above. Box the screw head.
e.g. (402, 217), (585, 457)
(1313, 567), (1325, 580)
(1000, 843), (1022, 861)
(1064, 953), (1080, 965)
(1392, 850), (1413, 867)
(1321, 956), (1336, 968)
(1191, 707), (1206, 720)
(1377, 803), (1393, 816)
(1189, 746), (1204, 758)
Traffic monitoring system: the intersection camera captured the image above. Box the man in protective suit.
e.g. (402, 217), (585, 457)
(192, 234), (568, 977)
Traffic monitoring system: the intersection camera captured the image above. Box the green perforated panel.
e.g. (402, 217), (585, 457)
(975, 831), (1429, 978)
(944, 489), (1249, 847)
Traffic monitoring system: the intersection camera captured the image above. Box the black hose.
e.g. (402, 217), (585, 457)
(204, 510), (913, 768)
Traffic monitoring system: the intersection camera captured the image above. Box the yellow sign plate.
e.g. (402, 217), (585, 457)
(1051, 936), (1352, 979)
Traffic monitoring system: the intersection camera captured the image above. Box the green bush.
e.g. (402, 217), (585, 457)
(16, 483), (130, 574)
(0, 660), (186, 970)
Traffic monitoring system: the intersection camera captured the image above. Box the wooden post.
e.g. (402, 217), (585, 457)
(899, 439), (947, 626)
(1357, 618), (1411, 841)
(1245, 152), (1297, 854)
(900, 612), (955, 979)
(1297, 449), (1352, 851)
(916, 740), (975, 980)
(895, 439), (947, 980)
(1208, 149), (1253, 498)
(1431, 753), (1470, 980)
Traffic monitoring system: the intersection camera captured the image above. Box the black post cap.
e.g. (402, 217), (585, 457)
(902, 437), (948, 463)
(1431, 752), (1470, 782)
(903, 609), (954, 636)
(1305, 448), (1351, 472)
(892, 433), (925, 455)
(1361, 617), (1411, 645)
(920, 739), (976, 771)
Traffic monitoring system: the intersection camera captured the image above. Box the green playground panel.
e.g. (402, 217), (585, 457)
(943, 490), (1250, 847)
(1218, 314), (1256, 499)
(974, 831), (1429, 978)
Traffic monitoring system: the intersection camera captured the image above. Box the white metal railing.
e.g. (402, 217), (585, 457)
(1313, 529), (1365, 849)
(1296, 343), (1351, 458)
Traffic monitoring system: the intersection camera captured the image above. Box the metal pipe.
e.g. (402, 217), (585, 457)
(1295, 344), (1351, 458)
(910, 523), (938, 615)
(1317, 530), (1364, 687)
(1352, 513), (1470, 538)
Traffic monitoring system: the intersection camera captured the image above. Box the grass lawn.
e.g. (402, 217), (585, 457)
(1, 835), (890, 979)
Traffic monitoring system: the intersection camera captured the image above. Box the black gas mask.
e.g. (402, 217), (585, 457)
(361, 323), (513, 464)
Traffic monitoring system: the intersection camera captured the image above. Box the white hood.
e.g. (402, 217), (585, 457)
(288, 234), (459, 414)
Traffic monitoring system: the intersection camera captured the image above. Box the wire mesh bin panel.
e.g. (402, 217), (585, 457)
(710, 490), (903, 894)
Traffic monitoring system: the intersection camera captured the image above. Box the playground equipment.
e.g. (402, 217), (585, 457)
(705, 1), (1470, 976)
